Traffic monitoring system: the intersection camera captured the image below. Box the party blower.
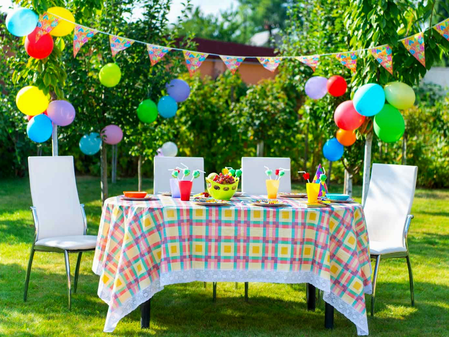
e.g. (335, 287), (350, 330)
(265, 166), (289, 199)
(169, 163), (204, 201)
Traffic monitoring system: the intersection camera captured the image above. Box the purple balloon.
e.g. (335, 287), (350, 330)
(305, 76), (328, 100)
(166, 79), (190, 102)
(47, 100), (76, 126)
(102, 125), (123, 145)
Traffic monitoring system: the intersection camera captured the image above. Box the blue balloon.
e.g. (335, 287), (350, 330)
(166, 79), (190, 102)
(79, 132), (101, 155)
(353, 83), (385, 116)
(158, 96), (178, 118)
(27, 114), (53, 143)
(6, 8), (38, 37)
(323, 138), (344, 162)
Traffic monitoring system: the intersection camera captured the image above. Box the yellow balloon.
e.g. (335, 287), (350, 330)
(16, 86), (49, 116)
(47, 7), (75, 37)
(384, 82), (416, 110)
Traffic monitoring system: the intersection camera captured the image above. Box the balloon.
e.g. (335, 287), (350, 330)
(46, 100), (76, 126)
(47, 7), (75, 37)
(374, 104), (405, 143)
(161, 142), (178, 157)
(156, 148), (164, 156)
(25, 27), (54, 59)
(6, 8), (38, 37)
(327, 75), (347, 97)
(166, 79), (190, 102)
(101, 125), (123, 145)
(323, 138), (344, 162)
(137, 99), (158, 123)
(353, 83), (385, 116)
(27, 110), (47, 121)
(336, 129), (356, 146)
(79, 132), (101, 155)
(27, 114), (53, 143)
(384, 82), (415, 110)
(99, 63), (121, 87)
(16, 86), (49, 116)
(334, 100), (365, 131)
(305, 76), (328, 99)
(158, 96), (178, 118)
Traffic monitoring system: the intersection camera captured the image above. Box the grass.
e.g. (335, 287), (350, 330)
(0, 176), (448, 336)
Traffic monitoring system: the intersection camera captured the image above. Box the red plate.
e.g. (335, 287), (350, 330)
(123, 191), (147, 198)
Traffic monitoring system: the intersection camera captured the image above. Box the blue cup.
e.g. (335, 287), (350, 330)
(170, 178), (181, 198)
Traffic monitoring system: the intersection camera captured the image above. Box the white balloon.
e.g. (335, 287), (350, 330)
(161, 141), (178, 157)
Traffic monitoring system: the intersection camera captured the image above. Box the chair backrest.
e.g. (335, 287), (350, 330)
(241, 157), (291, 195)
(153, 157), (205, 194)
(28, 156), (84, 241)
(364, 163), (417, 248)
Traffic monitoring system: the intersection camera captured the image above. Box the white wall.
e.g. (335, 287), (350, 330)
(422, 67), (449, 90)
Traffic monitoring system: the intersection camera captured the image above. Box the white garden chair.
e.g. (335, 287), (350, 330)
(24, 156), (97, 309)
(364, 163), (418, 316)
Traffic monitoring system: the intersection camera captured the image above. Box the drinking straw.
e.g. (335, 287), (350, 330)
(264, 166), (273, 180)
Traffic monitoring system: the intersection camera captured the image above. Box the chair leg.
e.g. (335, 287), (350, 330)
(73, 252), (83, 294)
(371, 255), (381, 316)
(244, 282), (249, 302)
(406, 255), (415, 307)
(24, 247), (35, 302)
(212, 282), (217, 302)
(204, 282), (207, 289)
(235, 282), (238, 290)
(63, 250), (72, 310)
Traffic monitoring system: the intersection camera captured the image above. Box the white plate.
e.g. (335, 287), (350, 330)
(251, 202), (289, 208)
(233, 192), (247, 197)
(121, 195), (156, 201)
(279, 193), (307, 199)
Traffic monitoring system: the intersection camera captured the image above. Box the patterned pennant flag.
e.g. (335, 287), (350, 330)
(35, 12), (59, 42)
(219, 56), (245, 74)
(73, 25), (98, 57)
(295, 55), (320, 71)
(257, 57), (282, 72)
(147, 44), (172, 66)
(334, 52), (357, 73)
(109, 35), (134, 57)
(434, 18), (449, 41)
(401, 32), (425, 67)
(371, 45), (393, 74)
(183, 51), (209, 75)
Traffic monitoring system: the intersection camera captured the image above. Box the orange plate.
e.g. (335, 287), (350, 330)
(123, 191), (147, 198)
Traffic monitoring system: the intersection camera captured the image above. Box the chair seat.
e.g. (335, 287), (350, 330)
(35, 235), (97, 251)
(370, 240), (407, 255)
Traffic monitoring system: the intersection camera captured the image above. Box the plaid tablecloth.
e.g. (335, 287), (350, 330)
(93, 195), (372, 335)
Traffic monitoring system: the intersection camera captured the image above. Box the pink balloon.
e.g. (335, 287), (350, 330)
(334, 100), (365, 131)
(102, 125), (123, 145)
(47, 100), (75, 126)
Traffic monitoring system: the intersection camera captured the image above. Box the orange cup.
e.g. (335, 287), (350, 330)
(266, 180), (280, 199)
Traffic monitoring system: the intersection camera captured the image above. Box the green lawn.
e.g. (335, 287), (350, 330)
(0, 177), (448, 336)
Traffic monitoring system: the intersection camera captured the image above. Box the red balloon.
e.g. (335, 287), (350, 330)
(27, 110), (47, 121)
(334, 100), (365, 130)
(25, 28), (54, 59)
(327, 75), (347, 97)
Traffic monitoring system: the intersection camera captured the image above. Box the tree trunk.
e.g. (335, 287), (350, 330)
(402, 133), (407, 165)
(138, 155), (142, 191)
(327, 161), (332, 190)
(362, 131), (373, 206)
(304, 123), (309, 171)
(257, 140), (264, 157)
(101, 144), (108, 203)
(52, 124), (58, 156)
(112, 144), (117, 184)
(344, 169), (353, 197)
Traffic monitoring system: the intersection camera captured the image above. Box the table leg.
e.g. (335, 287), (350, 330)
(325, 302), (334, 329)
(306, 284), (316, 311)
(140, 298), (151, 329)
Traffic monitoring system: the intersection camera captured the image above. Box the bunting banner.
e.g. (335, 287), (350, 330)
(401, 32), (425, 67)
(296, 55), (320, 71)
(334, 52), (357, 73)
(257, 57), (281, 72)
(183, 51), (209, 75)
(147, 44), (172, 66)
(371, 45), (393, 74)
(220, 56), (245, 74)
(73, 25), (98, 57)
(109, 35), (134, 57)
(35, 12), (59, 42)
(434, 18), (449, 41)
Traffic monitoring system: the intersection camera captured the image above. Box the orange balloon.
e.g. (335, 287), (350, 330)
(336, 129), (356, 146)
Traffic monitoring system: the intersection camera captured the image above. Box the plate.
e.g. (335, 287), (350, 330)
(160, 192), (171, 196)
(251, 199), (289, 207)
(321, 199), (355, 204)
(121, 195), (155, 201)
(326, 193), (350, 201)
(193, 197), (230, 206)
(233, 192), (247, 197)
(279, 193), (307, 198)
(301, 202), (328, 208)
(123, 191), (147, 198)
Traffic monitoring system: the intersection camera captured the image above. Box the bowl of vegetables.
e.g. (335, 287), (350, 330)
(206, 171), (240, 200)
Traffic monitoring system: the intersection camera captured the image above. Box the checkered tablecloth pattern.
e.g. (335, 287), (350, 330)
(93, 195), (371, 335)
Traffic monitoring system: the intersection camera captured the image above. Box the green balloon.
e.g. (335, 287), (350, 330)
(384, 82), (415, 110)
(137, 99), (158, 123)
(374, 104), (405, 143)
(99, 63), (121, 87)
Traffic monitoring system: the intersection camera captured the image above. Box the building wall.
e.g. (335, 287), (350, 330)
(422, 67), (449, 90)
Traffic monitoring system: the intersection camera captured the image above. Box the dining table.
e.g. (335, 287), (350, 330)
(92, 194), (372, 335)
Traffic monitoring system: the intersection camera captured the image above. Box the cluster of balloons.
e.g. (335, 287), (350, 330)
(79, 125), (124, 155)
(305, 75), (347, 99)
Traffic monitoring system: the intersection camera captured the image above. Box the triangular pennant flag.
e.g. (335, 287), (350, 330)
(334, 52), (357, 73)
(312, 164), (328, 197)
(35, 12), (59, 42)
(295, 55), (320, 71)
(371, 45), (393, 74)
(183, 51), (209, 75)
(219, 55), (245, 74)
(73, 25), (98, 57)
(257, 57), (281, 72)
(109, 35), (134, 57)
(147, 44), (172, 66)
(434, 18), (449, 41)
(401, 32), (425, 67)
